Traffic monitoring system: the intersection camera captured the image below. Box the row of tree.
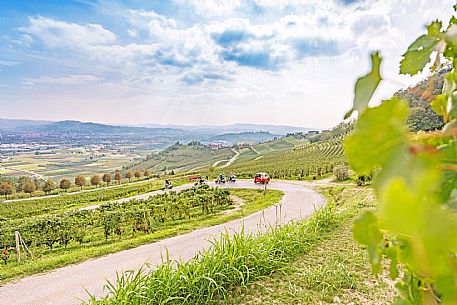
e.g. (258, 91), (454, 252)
(0, 169), (151, 199)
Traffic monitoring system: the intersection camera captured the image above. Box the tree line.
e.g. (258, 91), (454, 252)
(0, 169), (151, 199)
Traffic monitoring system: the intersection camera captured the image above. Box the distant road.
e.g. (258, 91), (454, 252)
(0, 180), (325, 305)
(220, 148), (240, 168)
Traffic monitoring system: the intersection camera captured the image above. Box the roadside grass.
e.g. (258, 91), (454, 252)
(225, 186), (394, 305)
(86, 185), (394, 305)
(0, 189), (283, 284)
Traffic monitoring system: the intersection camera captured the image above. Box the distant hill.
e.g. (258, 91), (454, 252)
(208, 131), (280, 144)
(140, 123), (312, 136)
(0, 118), (51, 130)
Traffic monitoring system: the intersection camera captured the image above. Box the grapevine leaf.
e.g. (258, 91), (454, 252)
(353, 211), (383, 274)
(400, 34), (439, 75)
(430, 94), (447, 116)
(344, 52), (382, 119)
(344, 98), (409, 175)
(400, 22), (442, 75)
(384, 246), (399, 280)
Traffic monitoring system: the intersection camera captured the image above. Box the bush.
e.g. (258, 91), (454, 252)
(333, 165), (349, 181)
(354, 174), (372, 186)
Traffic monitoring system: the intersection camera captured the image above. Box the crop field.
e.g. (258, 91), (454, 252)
(0, 147), (144, 182)
(225, 137), (345, 179)
(0, 186), (283, 283)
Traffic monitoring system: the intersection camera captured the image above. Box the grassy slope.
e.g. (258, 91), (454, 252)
(226, 186), (394, 305)
(0, 189), (283, 284)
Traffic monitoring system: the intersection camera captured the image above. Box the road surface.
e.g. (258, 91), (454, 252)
(0, 180), (325, 305)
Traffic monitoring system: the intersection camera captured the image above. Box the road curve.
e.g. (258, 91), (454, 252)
(0, 180), (325, 305)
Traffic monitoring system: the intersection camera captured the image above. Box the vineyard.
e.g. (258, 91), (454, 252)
(0, 186), (232, 257)
(0, 178), (187, 222)
(225, 137), (346, 179)
(0, 185), (283, 282)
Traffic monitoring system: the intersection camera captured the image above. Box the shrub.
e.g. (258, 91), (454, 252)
(333, 164), (349, 181)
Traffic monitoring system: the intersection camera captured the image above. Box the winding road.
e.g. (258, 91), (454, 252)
(0, 180), (325, 305)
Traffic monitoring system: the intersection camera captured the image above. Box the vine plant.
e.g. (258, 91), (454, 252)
(347, 6), (457, 305)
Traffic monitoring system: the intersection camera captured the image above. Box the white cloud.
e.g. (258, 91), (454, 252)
(4, 0), (455, 128)
(23, 75), (102, 85)
(20, 16), (117, 49)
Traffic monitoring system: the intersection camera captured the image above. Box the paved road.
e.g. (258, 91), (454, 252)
(0, 180), (325, 305)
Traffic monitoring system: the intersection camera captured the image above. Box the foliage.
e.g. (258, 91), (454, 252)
(0, 182), (15, 199)
(42, 180), (57, 193)
(59, 179), (71, 191)
(75, 175), (86, 190)
(347, 11), (457, 305)
(102, 173), (112, 186)
(394, 69), (447, 132)
(91, 175), (101, 187)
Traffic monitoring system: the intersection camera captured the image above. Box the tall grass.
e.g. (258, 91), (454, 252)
(86, 204), (338, 305)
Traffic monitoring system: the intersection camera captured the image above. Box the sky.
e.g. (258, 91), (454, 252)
(0, 0), (454, 129)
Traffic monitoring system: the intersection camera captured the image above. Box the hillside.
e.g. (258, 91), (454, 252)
(127, 143), (235, 173)
(128, 135), (311, 175)
(394, 68), (447, 131)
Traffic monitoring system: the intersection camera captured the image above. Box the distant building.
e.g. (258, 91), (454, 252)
(307, 130), (320, 135)
(208, 143), (223, 149)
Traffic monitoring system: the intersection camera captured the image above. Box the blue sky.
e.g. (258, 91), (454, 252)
(0, 0), (454, 128)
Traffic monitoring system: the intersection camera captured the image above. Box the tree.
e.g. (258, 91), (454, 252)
(18, 176), (32, 192)
(42, 180), (57, 194)
(59, 179), (71, 192)
(144, 169), (150, 178)
(0, 182), (15, 199)
(103, 173), (112, 186)
(91, 175), (101, 188)
(125, 171), (132, 183)
(22, 181), (36, 194)
(134, 170), (141, 180)
(114, 171), (122, 185)
(74, 175), (86, 191)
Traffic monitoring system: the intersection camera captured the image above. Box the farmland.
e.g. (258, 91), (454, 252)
(0, 146), (145, 182)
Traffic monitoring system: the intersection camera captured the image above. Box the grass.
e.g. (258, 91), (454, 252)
(0, 188), (283, 284)
(86, 185), (394, 305)
(225, 187), (394, 305)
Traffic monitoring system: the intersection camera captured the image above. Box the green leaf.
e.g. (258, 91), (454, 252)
(427, 20), (443, 37)
(353, 211), (383, 274)
(344, 52), (382, 119)
(400, 34), (439, 75)
(431, 94), (447, 116)
(384, 246), (399, 280)
(344, 98), (409, 175)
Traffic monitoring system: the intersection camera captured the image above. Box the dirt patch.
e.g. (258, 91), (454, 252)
(221, 195), (245, 215)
